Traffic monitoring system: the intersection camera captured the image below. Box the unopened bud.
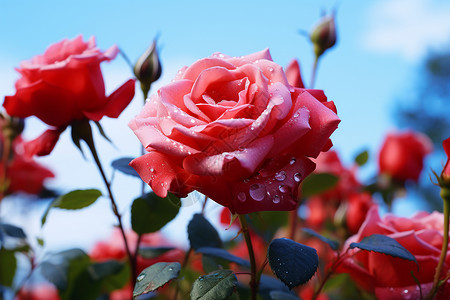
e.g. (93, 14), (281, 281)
(310, 13), (337, 58)
(441, 138), (450, 187)
(134, 38), (162, 98)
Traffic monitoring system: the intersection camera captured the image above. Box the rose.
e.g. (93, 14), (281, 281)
(345, 192), (374, 234)
(16, 284), (60, 300)
(285, 59), (305, 88)
(442, 137), (450, 184)
(5, 136), (54, 195)
(336, 206), (450, 299)
(3, 35), (135, 156)
(129, 49), (340, 214)
(378, 131), (433, 182)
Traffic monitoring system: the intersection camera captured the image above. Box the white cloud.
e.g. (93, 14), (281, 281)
(363, 0), (450, 61)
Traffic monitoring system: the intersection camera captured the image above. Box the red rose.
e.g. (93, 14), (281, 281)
(130, 49), (340, 214)
(16, 284), (60, 300)
(337, 206), (450, 299)
(378, 131), (432, 182)
(5, 137), (54, 195)
(3, 35), (135, 156)
(345, 192), (374, 234)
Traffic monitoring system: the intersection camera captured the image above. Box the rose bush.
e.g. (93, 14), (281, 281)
(3, 35), (135, 156)
(129, 49), (340, 214)
(336, 206), (450, 299)
(378, 131), (433, 182)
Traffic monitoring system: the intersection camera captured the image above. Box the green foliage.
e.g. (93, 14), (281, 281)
(190, 270), (237, 300)
(187, 214), (222, 250)
(40, 249), (129, 300)
(350, 234), (418, 265)
(196, 247), (250, 268)
(270, 290), (300, 300)
(131, 192), (180, 235)
(133, 262), (181, 298)
(248, 211), (289, 242)
(138, 246), (175, 259)
(41, 189), (102, 226)
(0, 249), (16, 288)
(268, 238), (318, 289)
(301, 173), (339, 198)
(354, 149), (369, 166)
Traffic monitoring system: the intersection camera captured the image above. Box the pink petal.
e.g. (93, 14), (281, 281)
(285, 59), (305, 88)
(182, 58), (236, 81)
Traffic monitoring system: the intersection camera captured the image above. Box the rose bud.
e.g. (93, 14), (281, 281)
(134, 38), (162, 98)
(378, 131), (433, 182)
(441, 137), (450, 186)
(310, 13), (337, 57)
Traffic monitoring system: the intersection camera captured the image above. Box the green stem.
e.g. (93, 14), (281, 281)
(310, 55), (319, 89)
(84, 125), (136, 291)
(173, 247), (193, 300)
(426, 192), (450, 299)
(238, 214), (258, 300)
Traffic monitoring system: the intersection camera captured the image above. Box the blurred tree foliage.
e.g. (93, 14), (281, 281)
(395, 48), (450, 211)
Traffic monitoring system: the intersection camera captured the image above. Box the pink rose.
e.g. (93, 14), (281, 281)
(130, 49), (340, 214)
(337, 206), (450, 299)
(378, 131), (433, 182)
(3, 35), (135, 156)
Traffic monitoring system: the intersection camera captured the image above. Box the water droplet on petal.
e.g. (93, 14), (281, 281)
(168, 267), (173, 271)
(294, 173), (302, 182)
(137, 274), (145, 282)
(279, 185), (289, 193)
(273, 195), (280, 203)
(275, 171), (286, 181)
(249, 184), (266, 201)
(290, 157), (296, 165)
(268, 67), (274, 72)
(190, 119), (195, 123)
(244, 178), (249, 183)
(237, 192), (246, 202)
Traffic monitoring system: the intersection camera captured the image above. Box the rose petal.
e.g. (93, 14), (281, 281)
(23, 128), (64, 157)
(285, 59), (305, 88)
(182, 58), (236, 81)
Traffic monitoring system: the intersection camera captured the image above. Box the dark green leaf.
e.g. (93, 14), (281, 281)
(196, 247), (250, 268)
(301, 173), (339, 198)
(111, 157), (140, 178)
(302, 228), (339, 250)
(190, 270), (237, 300)
(354, 150), (369, 166)
(139, 246), (175, 259)
(0, 249), (16, 287)
(248, 211), (289, 242)
(201, 255), (229, 274)
(131, 192), (180, 235)
(258, 274), (291, 298)
(90, 260), (129, 292)
(94, 121), (113, 144)
(268, 238), (318, 289)
(133, 262), (181, 297)
(188, 214), (222, 250)
(270, 290), (300, 300)
(350, 234), (418, 265)
(41, 189), (102, 226)
(37, 237), (44, 247)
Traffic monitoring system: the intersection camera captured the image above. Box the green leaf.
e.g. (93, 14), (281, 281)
(139, 246), (175, 259)
(90, 260), (129, 292)
(248, 211), (289, 242)
(302, 228), (339, 250)
(188, 214), (222, 250)
(354, 150), (369, 166)
(41, 189), (102, 226)
(201, 255), (229, 274)
(196, 247), (250, 268)
(301, 173), (339, 198)
(133, 262), (181, 297)
(258, 274), (292, 298)
(0, 249), (16, 287)
(0, 223), (26, 239)
(131, 192), (180, 235)
(37, 237), (44, 247)
(111, 157), (140, 178)
(350, 234), (418, 265)
(268, 238), (318, 289)
(270, 290), (300, 300)
(190, 270), (237, 300)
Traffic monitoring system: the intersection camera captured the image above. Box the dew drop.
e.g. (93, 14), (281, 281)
(199, 285), (203, 289)
(168, 267), (173, 271)
(190, 119), (195, 123)
(290, 157), (296, 165)
(137, 274), (145, 282)
(294, 173), (302, 182)
(237, 192), (246, 202)
(273, 195), (280, 204)
(275, 171), (286, 181)
(149, 168), (154, 172)
(243, 178), (250, 183)
(268, 67), (274, 72)
(279, 185), (289, 193)
(249, 184), (266, 201)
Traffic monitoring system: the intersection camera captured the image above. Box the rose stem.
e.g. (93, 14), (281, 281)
(427, 189), (450, 299)
(172, 247), (193, 300)
(238, 214), (258, 300)
(84, 126), (136, 291)
(310, 55), (319, 89)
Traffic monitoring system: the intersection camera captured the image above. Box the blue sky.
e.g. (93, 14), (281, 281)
(1, 0), (450, 250)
